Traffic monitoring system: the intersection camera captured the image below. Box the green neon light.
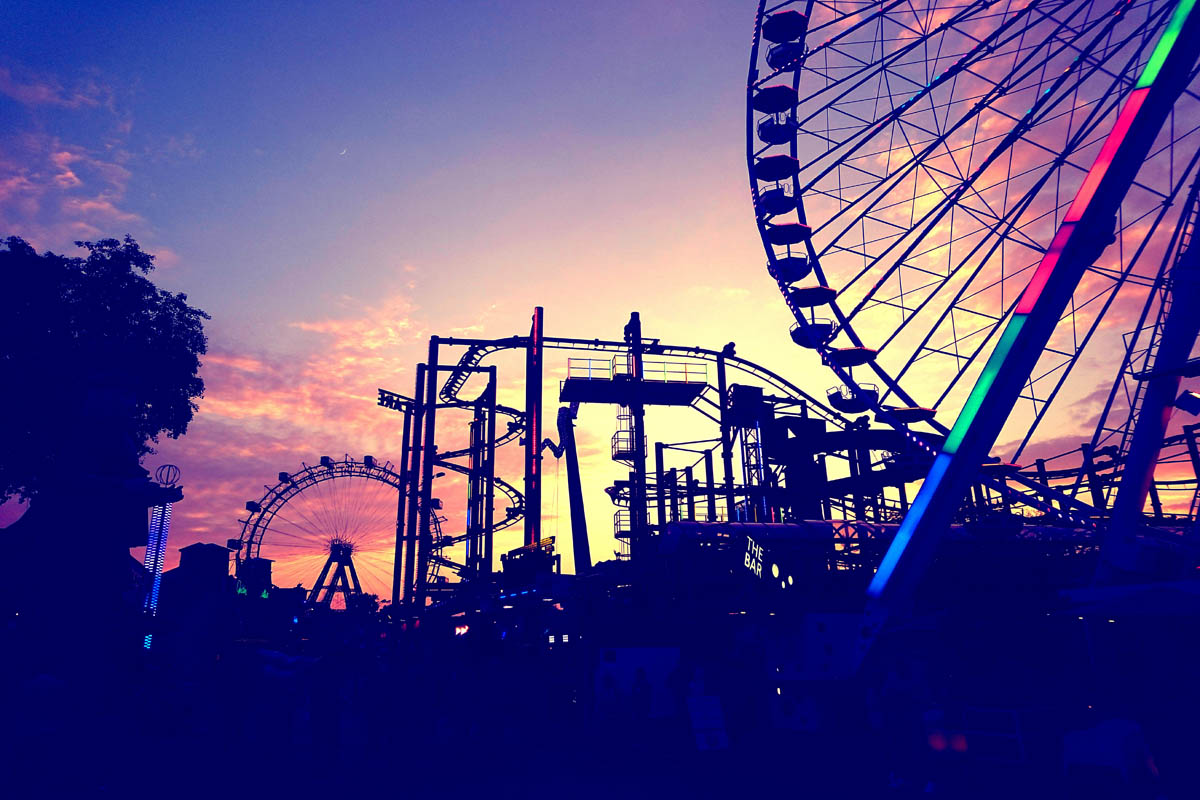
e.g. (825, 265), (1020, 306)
(943, 315), (1028, 454)
(1137, 0), (1197, 88)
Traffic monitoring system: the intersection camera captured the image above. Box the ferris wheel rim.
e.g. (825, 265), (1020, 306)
(239, 456), (404, 560)
(747, 0), (1199, 483)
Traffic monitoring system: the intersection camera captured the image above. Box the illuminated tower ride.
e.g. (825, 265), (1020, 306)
(142, 464), (180, 649)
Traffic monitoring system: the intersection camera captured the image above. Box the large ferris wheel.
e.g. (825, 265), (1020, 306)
(747, 0), (1200, 527)
(237, 457), (403, 606)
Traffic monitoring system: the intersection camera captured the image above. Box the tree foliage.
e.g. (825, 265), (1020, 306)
(0, 236), (209, 503)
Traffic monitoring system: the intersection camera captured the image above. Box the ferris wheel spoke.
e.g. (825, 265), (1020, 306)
(266, 505), (328, 542)
(810, 9), (1144, 277)
(832, 38), (1155, 352)
(820, 5), (1148, 226)
(284, 496), (337, 543)
(1010, 165), (1200, 457)
(916, 136), (1198, 421)
(794, 1), (1075, 196)
(353, 556), (393, 587)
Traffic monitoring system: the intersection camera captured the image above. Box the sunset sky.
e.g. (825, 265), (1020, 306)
(4, 0), (1197, 589)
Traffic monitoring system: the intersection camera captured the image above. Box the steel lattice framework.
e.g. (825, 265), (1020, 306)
(747, 0), (1200, 528)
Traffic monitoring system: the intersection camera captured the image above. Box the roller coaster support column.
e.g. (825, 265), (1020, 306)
(416, 339), (440, 609)
(704, 450), (717, 521)
(525, 308), (544, 547)
(1103, 214), (1200, 577)
(484, 367), (497, 574)
(466, 398), (486, 573)
(557, 404), (591, 574)
(868, 0), (1200, 614)
(402, 363), (426, 608)
(391, 396), (413, 606)
(717, 349), (735, 520)
(685, 466), (696, 521)
(625, 312), (650, 558)
(655, 442), (667, 530)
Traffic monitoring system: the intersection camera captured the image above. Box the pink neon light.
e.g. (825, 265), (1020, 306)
(1065, 88), (1148, 223)
(1016, 223), (1075, 314)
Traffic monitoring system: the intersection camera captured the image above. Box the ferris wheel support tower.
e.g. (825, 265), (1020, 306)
(869, 0), (1200, 612)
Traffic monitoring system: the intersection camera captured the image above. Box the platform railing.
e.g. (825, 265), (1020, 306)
(566, 357), (613, 380)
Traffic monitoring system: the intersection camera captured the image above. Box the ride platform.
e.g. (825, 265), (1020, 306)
(560, 375), (706, 406)
(560, 357), (708, 406)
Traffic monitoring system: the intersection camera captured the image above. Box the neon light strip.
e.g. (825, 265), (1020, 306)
(1063, 89), (1148, 223)
(873, 0), (1197, 599)
(1138, 0), (1198, 87)
(868, 453), (952, 596)
(1015, 225), (1074, 314)
(942, 316), (1028, 453)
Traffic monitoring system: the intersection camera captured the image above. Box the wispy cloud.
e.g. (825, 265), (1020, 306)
(0, 132), (143, 249)
(0, 65), (112, 109)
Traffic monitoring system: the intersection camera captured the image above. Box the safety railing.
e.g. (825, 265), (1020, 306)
(613, 509), (633, 540)
(566, 356), (708, 384)
(612, 430), (645, 461)
(637, 359), (708, 384)
(566, 357), (613, 380)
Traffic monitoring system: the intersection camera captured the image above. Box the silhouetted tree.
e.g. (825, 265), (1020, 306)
(1, 236), (209, 682)
(0, 235), (208, 504)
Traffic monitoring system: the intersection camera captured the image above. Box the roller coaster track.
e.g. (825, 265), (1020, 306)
(438, 333), (851, 428)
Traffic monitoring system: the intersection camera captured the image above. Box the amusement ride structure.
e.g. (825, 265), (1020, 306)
(745, 0), (1200, 607)
(232, 0), (1200, 640)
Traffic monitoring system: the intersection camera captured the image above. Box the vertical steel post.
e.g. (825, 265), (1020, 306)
(391, 403), (412, 607)
(655, 442), (667, 531)
(626, 312), (650, 558)
(685, 466), (697, 521)
(402, 363), (426, 607)
(703, 450), (717, 521)
(525, 308), (544, 547)
(467, 406), (484, 572)
(717, 353), (735, 520)
(415, 340), (439, 609)
(668, 468), (681, 522)
(484, 367), (497, 574)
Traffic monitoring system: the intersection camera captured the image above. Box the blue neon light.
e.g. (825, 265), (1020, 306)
(142, 502), (173, 650)
(867, 453), (952, 597)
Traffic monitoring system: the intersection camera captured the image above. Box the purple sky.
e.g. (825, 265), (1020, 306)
(3, 1), (1195, 588)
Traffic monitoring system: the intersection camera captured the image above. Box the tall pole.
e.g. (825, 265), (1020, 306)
(467, 405), (484, 573)
(704, 450), (717, 522)
(685, 466), (696, 521)
(484, 367), (497, 574)
(416, 339), (440, 610)
(626, 312), (650, 559)
(391, 403), (412, 607)
(402, 364), (426, 607)
(717, 352), (735, 520)
(525, 307), (544, 547)
(655, 442), (667, 531)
